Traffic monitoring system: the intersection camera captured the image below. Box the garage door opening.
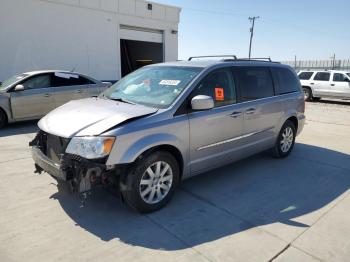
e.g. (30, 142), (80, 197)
(120, 39), (163, 77)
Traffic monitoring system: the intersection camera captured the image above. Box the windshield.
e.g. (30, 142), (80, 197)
(101, 66), (202, 108)
(0, 74), (29, 91)
(347, 73), (350, 78)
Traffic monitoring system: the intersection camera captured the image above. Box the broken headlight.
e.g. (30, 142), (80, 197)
(66, 137), (115, 159)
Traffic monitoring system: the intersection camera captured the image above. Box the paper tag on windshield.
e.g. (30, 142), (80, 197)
(159, 80), (181, 86)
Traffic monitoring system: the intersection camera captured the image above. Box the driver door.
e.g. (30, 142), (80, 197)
(10, 74), (55, 120)
(188, 68), (243, 174)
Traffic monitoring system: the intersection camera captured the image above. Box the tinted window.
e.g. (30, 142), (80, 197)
(275, 67), (300, 94)
(313, 72), (330, 81)
(21, 74), (50, 90)
(192, 69), (236, 107)
(298, 71), (314, 80)
(234, 67), (274, 102)
(51, 73), (91, 87)
(333, 73), (348, 82)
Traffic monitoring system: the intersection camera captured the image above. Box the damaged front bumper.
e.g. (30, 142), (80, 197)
(29, 131), (115, 195)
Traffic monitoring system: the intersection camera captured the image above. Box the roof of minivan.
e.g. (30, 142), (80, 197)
(152, 60), (286, 68)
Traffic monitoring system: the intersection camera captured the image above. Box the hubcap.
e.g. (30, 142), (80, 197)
(280, 126), (294, 153)
(303, 89), (308, 99)
(139, 161), (173, 204)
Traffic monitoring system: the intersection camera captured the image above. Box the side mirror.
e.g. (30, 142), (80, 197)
(14, 84), (24, 91)
(191, 95), (214, 110)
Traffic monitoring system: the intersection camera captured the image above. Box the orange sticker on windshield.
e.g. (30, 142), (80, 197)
(215, 87), (224, 101)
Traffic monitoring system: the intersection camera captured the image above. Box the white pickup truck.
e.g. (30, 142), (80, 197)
(298, 70), (350, 101)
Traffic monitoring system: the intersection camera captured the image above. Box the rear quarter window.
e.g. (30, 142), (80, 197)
(298, 71), (314, 80)
(274, 67), (300, 94)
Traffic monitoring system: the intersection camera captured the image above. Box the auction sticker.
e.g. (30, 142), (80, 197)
(215, 87), (224, 101)
(159, 80), (181, 86)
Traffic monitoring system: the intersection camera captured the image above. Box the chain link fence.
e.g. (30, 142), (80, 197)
(280, 59), (350, 71)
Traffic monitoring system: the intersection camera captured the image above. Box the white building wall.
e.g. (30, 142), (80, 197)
(0, 0), (180, 81)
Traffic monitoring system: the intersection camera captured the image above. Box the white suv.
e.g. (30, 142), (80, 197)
(298, 70), (350, 101)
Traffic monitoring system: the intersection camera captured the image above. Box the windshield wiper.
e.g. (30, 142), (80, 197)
(109, 97), (136, 105)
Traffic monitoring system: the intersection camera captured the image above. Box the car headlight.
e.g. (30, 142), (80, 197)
(66, 136), (116, 159)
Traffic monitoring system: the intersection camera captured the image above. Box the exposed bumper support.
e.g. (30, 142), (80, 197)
(31, 146), (67, 181)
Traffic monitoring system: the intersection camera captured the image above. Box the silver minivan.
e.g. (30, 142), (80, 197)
(30, 59), (305, 212)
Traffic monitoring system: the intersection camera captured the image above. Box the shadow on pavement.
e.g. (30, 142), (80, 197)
(0, 120), (38, 137)
(50, 143), (350, 250)
(315, 99), (350, 106)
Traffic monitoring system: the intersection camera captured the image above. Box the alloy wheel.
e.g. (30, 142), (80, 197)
(280, 126), (294, 153)
(139, 161), (173, 204)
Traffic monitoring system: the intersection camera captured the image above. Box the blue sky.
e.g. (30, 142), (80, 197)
(155, 0), (350, 61)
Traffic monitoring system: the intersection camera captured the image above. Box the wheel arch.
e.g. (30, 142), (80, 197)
(286, 115), (298, 132)
(137, 144), (184, 179)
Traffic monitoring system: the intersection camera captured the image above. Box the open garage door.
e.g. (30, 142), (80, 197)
(120, 25), (164, 77)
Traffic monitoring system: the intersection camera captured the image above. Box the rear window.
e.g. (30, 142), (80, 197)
(51, 73), (92, 87)
(234, 67), (274, 102)
(298, 71), (314, 80)
(274, 67), (300, 94)
(313, 72), (330, 81)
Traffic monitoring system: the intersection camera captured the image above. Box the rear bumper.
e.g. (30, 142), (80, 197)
(31, 146), (67, 181)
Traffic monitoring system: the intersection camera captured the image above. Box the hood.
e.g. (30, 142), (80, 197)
(38, 98), (158, 138)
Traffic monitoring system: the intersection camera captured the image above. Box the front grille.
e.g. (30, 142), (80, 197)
(37, 131), (70, 164)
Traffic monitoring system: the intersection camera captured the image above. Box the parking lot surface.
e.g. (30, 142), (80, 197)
(1, 100), (350, 262)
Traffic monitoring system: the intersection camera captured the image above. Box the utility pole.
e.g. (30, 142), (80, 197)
(294, 55), (297, 70)
(248, 16), (259, 59)
(330, 53), (336, 69)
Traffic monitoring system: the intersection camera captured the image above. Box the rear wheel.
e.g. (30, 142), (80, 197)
(0, 109), (7, 129)
(303, 87), (312, 101)
(272, 120), (296, 158)
(120, 151), (179, 213)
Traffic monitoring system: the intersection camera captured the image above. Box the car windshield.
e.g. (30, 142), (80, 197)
(0, 73), (29, 91)
(347, 73), (350, 78)
(101, 66), (202, 108)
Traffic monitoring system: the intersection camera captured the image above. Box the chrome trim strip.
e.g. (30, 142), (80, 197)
(197, 127), (274, 151)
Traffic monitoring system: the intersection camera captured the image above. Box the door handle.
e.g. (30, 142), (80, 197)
(76, 89), (82, 93)
(229, 111), (242, 118)
(331, 84), (335, 86)
(245, 108), (256, 114)
(44, 94), (51, 97)
(310, 83), (314, 85)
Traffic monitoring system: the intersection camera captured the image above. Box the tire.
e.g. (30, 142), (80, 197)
(302, 87), (312, 101)
(0, 109), (7, 129)
(312, 97), (321, 102)
(272, 120), (296, 158)
(120, 151), (180, 213)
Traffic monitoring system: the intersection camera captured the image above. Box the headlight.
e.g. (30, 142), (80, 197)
(66, 136), (116, 159)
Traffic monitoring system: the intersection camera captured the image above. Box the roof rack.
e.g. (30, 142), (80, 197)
(234, 57), (272, 62)
(188, 55), (237, 61)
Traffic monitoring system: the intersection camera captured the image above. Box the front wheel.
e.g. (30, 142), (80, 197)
(272, 120), (296, 158)
(120, 151), (179, 213)
(0, 110), (7, 129)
